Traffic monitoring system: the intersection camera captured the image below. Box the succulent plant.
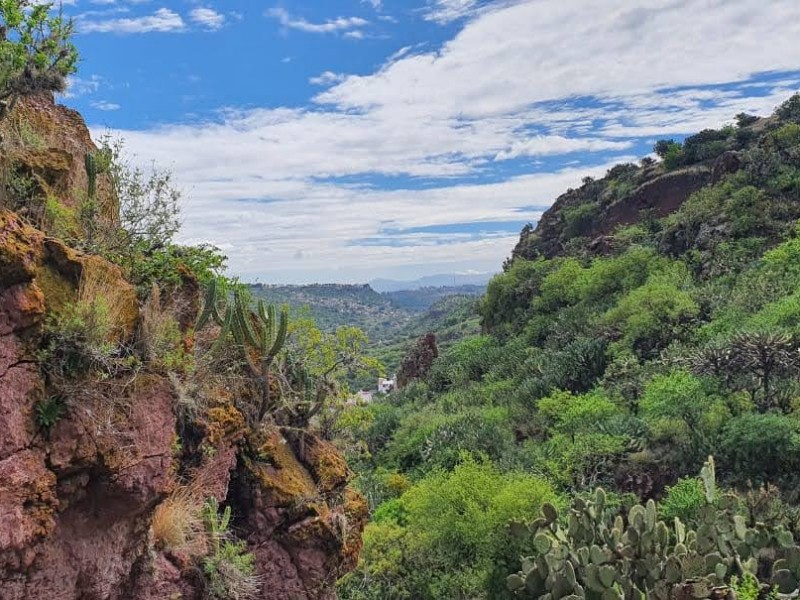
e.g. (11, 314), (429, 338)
(197, 278), (288, 426)
(508, 457), (800, 600)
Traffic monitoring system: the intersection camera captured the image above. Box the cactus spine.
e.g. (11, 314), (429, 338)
(197, 278), (288, 425)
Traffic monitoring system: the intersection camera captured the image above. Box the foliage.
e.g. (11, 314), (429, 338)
(35, 395), (64, 429)
(337, 97), (800, 598)
(340, 458), (557, 600)
(151, 487), (205, 555)
(196, 279), (288, 428)
(508, 458), (800, 599)
(719, 414), (800, 487)
(201, 498), (259, 600)
(0, 0), (78, 119)
(659, 477), (708, 524)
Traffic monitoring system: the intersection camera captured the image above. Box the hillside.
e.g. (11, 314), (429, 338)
(370, 273), (494, 292)
(249, 283), (486, 377)
(335, 95), (800, 600)
(249, 283), (410, 341)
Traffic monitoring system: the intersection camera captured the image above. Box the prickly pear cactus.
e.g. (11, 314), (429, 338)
(507, 457), (800, 600)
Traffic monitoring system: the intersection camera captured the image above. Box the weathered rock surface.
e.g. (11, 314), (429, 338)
(0, 96), (366, 599)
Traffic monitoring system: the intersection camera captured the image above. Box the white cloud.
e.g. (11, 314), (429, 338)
(91, 100), (121, 111)
(424, 0), (483, 24)
(79, 8), (184, 34)
(101, 0), (800, 282)
(62, 75), (102, 98)
(494, 136), (633, 160)
(189, 7), (225, 31)
(266, 7), (368, 35)
(309, 71), (348, 86)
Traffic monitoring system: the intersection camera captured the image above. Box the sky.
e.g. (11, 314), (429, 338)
(58, 0), (800, 284)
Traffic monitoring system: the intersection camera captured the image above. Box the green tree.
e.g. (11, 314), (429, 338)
(0, 0), (77, 119)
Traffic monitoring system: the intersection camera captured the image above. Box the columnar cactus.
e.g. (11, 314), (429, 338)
(508, 457), (800, 600)
(197, 278), (288, 425)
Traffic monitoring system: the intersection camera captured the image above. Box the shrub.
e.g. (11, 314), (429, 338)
(202, 499), (259, 600)
(659, 477), (707, 524)
(603, 270), (699, 358)
(35, 395), (64, 429)
(351, 457), (558, 600)
(151, 487), (206, 555)
(776, 93), (800, 122)
(0, 1), (78, 119)
(140, 284), (192, 373)
(562, 202), (600, 238)
(719, 413), (800, 486)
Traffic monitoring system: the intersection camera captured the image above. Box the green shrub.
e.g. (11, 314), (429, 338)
(659, 477), (708, 524)
(201, 499), (259, 600)
(719, 413), (800, 486)
(341, 457), (558, 600)
(603, 270), (699, 358)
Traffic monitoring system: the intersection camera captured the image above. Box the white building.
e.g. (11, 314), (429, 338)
(378, 376), (396, 394)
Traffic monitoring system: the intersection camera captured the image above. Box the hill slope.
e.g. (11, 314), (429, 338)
(336, 95), (800, 600)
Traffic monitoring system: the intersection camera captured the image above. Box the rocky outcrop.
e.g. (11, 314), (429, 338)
(513, 166), (713, 261)
(0, 96), (366, 599)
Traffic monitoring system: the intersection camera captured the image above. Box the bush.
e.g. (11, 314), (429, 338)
(776, 93), (800, 122)
(719, 413), (800, 486)
(202, 499), (259, 600)
(341, 458), (557, 600)
(0, 1), (78, 119)
(659, 477), (708, 524)
(603, 270), (699, 358)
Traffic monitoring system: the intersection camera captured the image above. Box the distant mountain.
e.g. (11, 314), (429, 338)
(369, 272), (495, 292)
(249, 281), (487, 357)
(383, 284), (486, 311)
(249, 283), (413, 342)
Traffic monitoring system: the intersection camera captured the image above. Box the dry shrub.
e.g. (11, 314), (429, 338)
(151, 486), (207, 555)
(140, 284), (190, 371)
(77, 263), (133, 345)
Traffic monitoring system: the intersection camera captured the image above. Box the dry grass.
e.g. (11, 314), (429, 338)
(151, 486), (207, 555)
(77, 263), (133, 344)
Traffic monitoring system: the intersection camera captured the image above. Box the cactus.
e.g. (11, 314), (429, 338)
(85, 152), (99, 199)
(84, 149), (110, 200)
(197, 278), (288, 425)
(508, 457), (800, 600)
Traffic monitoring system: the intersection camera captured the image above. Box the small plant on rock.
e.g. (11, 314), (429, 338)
(201, 498), (259, 600)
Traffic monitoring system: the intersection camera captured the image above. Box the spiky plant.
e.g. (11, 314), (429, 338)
(196, 278), (288, 426)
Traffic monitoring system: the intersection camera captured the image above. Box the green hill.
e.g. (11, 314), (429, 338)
(336, 95), (800, 600)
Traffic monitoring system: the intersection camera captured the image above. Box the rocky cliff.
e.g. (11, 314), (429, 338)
(0, 96), (366, 599)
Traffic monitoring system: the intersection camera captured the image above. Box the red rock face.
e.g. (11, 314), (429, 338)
(0, 96), (367, 599)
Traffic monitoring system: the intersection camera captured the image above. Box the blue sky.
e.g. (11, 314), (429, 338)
(60, 0), (800, 283)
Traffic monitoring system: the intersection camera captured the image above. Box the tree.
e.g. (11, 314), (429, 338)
(279, 319), (381, 430)
(397, 333), (438, 389)
(653, 139), (680, 158)
(0, 0), (78, 119)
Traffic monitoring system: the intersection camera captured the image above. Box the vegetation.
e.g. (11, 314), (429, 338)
(0, 0), (77, 120)
(202, 498), (260, 600)
(334, 95), (800, 599)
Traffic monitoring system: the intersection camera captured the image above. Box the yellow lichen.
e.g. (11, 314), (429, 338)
(204, 405), (247, 448)
(251, 427), (317, 505)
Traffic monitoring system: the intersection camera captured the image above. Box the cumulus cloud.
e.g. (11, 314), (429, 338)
(266, 8), (368, 35)
(189, 7), (226, 31)
(78, 7), (185, 34)
(102, 0), (800, 281)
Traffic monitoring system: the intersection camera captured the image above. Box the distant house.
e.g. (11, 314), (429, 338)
(378, 376), (396, 394)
